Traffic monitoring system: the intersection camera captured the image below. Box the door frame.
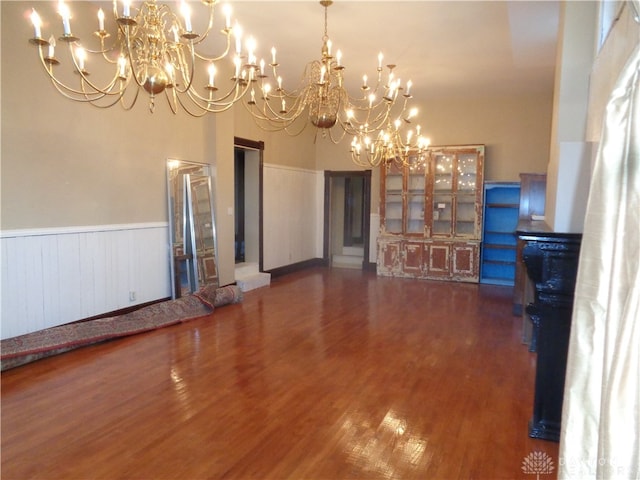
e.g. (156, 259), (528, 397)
(234, 137), (264, 272)
(323, 170), (372, 270)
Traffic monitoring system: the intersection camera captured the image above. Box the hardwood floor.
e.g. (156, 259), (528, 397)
(1, 267), (558, 479)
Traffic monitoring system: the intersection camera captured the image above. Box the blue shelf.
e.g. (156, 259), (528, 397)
(481, 182), (520, 286)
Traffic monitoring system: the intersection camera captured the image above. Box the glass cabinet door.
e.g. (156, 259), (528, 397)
(432, 153), (453, 236)
(384, 163), (403, 233)
(455, 194), (476, 236)
(433, 153), (454, 193)
(455, 152), (479, 237)
(456, 153), (478, 192)
(405, 156), (426, 234)
(432, 194), (453, 236)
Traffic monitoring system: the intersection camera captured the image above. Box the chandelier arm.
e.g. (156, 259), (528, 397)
(76, 30), (121, 59)
(118, 24), (147, 90)
(182, 81), (247, 109)
(178, 79), (251, 113)
(85, 85), (130, 109)
(282, 119), (312, 136)
(172, 40), (198, 94)
(46, 74), (107, 103)
(248, 88), (309, 126)
(192, 33), (232, 63)
(64, 42), (128, 98)
(35, 45), (125, 102)
(117, 84), (142, 111)
(326, 125), (346, 145)
(244, 100), (306, 133)
(171, 91), (214, 117)
(188, 3), (222, 49)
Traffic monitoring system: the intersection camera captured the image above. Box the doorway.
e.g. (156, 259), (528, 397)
(324, 170), (372, 270)
(234, 138), (264, 272)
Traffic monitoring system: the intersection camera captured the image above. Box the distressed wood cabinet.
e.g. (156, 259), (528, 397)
(378, 145), (485, 282)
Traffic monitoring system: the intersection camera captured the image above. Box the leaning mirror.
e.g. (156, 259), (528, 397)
(167, 159), (219, 299)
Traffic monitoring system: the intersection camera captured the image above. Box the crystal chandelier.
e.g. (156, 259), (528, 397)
(244, 0), (429, 165)
(28, 0), (264, 115)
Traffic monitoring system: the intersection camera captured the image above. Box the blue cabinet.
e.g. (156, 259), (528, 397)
(481, 182), (520, 285)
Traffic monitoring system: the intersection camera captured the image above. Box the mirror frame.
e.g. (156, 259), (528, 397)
(166, 159), (219, 299)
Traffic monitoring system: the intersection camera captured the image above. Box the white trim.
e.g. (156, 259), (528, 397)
(0, 222), (169, 239)
(263, 162), (319, 175)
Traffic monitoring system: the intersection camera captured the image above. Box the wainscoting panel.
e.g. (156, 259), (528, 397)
(263, 164), (323, 271)
(1, 224), (170, 340)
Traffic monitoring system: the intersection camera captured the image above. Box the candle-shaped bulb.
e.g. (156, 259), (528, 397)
(406, 80), (412, 96)
(97, 8), (105, 31)
(118, 55), (127, 77)
(362, 74), (368, 88)
(327, 39), (332, 56)
(223, 3), (232, 30)
(368, 93), (375, 107)
(234, 55), (241, 78)
(208, 63), (216, 86)
(30, 9), (42, 38)
(165, 62), (174, 84)
(271, 47), (276, 64)
(75, 46), (86, 71)
(246, 36), (256, 63)
(320, 65), (326, 83)
(281, 98), (286, 111)
(58, 1), (71, 35)
(122, 0), (131, 17)
(277, 76), (282, 90)
(394, 119), (401, 130)
(259, 59), (265, 76)
(336, 50), (342, 66)
(181, 1), (192, 32)
(48, 35), (56, 57)
(378, 52), (383, 69)
(407, 130), (413, 143)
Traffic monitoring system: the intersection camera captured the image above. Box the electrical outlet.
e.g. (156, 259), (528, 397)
(129, 291), (136, 302)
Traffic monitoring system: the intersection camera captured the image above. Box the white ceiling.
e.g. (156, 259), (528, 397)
(229, 1), (560, 101)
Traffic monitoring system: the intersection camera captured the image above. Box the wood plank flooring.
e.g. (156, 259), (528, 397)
(1, 267), (558, 479)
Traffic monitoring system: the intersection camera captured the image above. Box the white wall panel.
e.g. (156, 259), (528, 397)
(263, 164), (322, 271)
(0, 223), (170, 340)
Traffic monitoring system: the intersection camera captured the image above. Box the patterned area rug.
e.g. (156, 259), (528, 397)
(1, 284), (242, 371)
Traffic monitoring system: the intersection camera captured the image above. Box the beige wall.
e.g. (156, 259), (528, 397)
(315, 92), (553, 220)
(545, 1), (598, 232)
(314, 92), (552, 181)
(416, 94), (552, 182)
(1, 1), (207, 230)
(233, 105), (317, 170)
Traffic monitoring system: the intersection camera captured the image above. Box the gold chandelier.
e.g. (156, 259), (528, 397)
(349, 108), (431, 167)
(28, 0), (264, 115)
(244, 0), (430, 166)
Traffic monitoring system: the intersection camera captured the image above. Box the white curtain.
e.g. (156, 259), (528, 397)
(559, 6), (640, 479)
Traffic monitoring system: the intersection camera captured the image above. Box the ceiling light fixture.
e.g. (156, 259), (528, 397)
(244, 0), (429, 167)
(28, 0), (263, 115)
